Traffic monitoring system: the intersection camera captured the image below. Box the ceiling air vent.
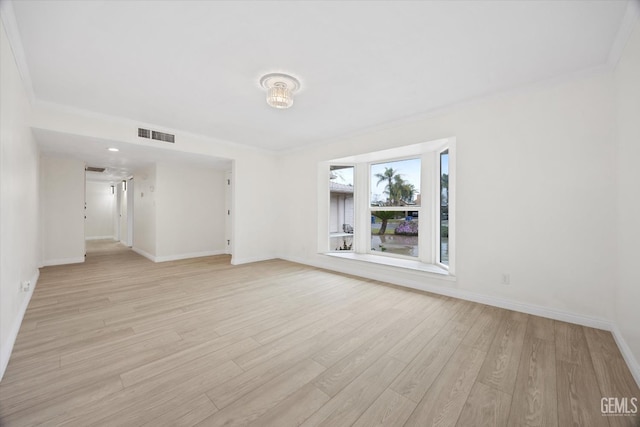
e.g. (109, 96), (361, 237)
(86, 166), (106, 173)
(137, 127), (175, 143)
(152, 130), (175, 143)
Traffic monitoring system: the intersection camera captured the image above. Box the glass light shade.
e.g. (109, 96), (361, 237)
(267, 83), (293, 109)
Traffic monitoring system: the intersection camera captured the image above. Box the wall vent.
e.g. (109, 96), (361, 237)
(86, 166), (106, 173)
(137, 127), (175, 143)
(152, 130), (175, 143)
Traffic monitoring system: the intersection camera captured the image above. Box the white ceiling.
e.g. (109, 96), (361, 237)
(9, 1), (631, 152)
(34, 128), (232, 183)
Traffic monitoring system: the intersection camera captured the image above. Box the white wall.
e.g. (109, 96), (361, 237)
(155, 162), (226, 261)
(0, 19), (40, 379)
(30, 105), (279, 265)
(615, 18), (640, 382)
(132, 165), (156, 259)
(132, 162), (227, 262)
(119, 181), (128, 245)
(278, 70), (617, 325)
(85, 180), (115, 239)
(231, 154), (278, 264)
(40, 156), (86, 265)
(126, 177), (133, 247)
(225, 170), (232, 255)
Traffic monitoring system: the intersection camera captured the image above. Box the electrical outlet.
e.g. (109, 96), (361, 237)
(20, 281), (31, 292)
(501, 274), (510, 285)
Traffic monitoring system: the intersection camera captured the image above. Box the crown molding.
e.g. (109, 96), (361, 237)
(0, 0), (35, 104)
(608, 0), (640, 68)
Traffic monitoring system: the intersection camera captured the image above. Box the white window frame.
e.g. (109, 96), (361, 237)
(328, 164), (356, 253)
(437, 147), (450, 270)
(320, 137), (455, 275)
(367, 155), (422, 261)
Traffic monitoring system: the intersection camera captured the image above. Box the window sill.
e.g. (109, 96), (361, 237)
(329, 232), (354, 238)
(324, 252), (454, 280)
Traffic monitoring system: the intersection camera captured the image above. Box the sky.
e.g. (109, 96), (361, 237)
(331, 166), (354, 185)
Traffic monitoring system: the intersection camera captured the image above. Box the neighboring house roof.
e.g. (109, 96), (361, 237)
(329, 181), (354, 194)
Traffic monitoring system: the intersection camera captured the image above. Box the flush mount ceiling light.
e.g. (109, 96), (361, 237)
(260, 73), (300, 109)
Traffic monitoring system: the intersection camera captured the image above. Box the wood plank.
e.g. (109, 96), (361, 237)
(313, 299), (439, 397)
(235, 309), (354, 371)
(207, 309), (387, 409)
(300, 356), (406, 427)
(248, 383), (330, 427)
(404, 345), (486, 426)
(311, 308), (406, 368)
(141, 393), (218, 427)
(476, 311), (528, 394)
(0, 354), (60, 385)
(60, 329), (183, 366)
(524, 316), (554, 342)
(460, 305), (506, 352)
(0, 337), (187, 414)
(47, 359), (242, 426)
(352, 388), (417, 427)
(590, 353), (640, 427)
(389, 313), (473, 403)
(456, 381), (512, 427)
(583, 327), (625, 363)
(557, 360), (610, 427)
(388, 299), (459, 363)
(120, 336), (259, 388)
(0, 376), (124, 426)
(507, 336), (557, 427)
(197, 358), (326, 426)
(554, 321), (591, 366)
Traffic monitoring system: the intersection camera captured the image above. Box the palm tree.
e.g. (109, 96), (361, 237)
(393, 176), (415, 204)
(372, 211), (396, 235)
(391, 175), (404, 204)
(374, 167), (398, 205)
(403, 183), (416, 203)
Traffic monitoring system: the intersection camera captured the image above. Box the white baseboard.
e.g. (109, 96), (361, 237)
(279, 254), (640, 388)
(280, 254), (612, 329)
(155, 250), (226, 262)
(85, 236), (115, 241)
(611, 325), (640, 388)
(0, 269), (39, 381)
(42, 256), (85, 266)
(132, 248), (226, 263)
(132, 247), (156, 262)
(231, 254), (277, 265)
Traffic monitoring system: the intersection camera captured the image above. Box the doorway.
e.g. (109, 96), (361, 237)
(116, 179), (133, 247)
(84, 178), (133, 249)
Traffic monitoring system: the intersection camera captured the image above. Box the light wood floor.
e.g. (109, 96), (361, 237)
(0, 240), (638, 426)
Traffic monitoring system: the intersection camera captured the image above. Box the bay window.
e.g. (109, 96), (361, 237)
(322, 137), (454, 274)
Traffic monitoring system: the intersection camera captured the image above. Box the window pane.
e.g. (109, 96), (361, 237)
(440, 150), (449, 265)
(329, 166), (354, 252)
(371, 210), (419, 257)
(370, 158), (421, 207)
